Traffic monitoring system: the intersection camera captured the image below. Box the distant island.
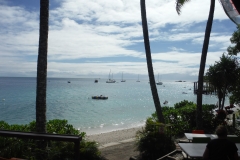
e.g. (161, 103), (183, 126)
(175, 80), (186, 82)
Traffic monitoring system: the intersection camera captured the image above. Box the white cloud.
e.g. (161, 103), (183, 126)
(0, 0), (237, 80)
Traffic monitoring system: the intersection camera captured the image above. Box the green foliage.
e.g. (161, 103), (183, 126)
(136, 118), (175, 160)
(202, 104), (217, 129)
(163, 101), (196, 135)
(80, 140), (105, 160)
(162, 100), (216, 135)
(226, 25), (240, 105)
(227, 25), (240, 56)
(229, 68), (240, 104)
(174, 100), (194, 109)
(205, 54), (239, 109)
(0, 119), (105, 160)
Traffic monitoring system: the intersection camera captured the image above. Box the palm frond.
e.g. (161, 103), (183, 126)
(176, 0), (191, 15)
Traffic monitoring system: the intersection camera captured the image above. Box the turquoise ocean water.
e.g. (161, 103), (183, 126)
(0, 77), (221, 135)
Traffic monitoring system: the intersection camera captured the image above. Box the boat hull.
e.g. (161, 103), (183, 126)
(92, 96), (108, 100)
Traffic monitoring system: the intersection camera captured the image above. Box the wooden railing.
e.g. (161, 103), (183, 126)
(0, 130), (82, 160)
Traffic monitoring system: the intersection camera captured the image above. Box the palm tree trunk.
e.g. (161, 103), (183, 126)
(221, 86), (227, 109)
(140, 0), (164, 123)
(36, 0), (49, 133)
(218, 90), (222, 110)
(196, 0), (215, 129)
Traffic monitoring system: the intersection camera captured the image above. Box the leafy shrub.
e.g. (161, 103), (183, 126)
(0, 120), (105, 160)
(174, 100), (194, 109)
(136, 100), (237, 159)
(162, 100), (217, 135)
(136, 116), (175, 160)
(162, 101), (197, 135)
(202, 104), (217, 132)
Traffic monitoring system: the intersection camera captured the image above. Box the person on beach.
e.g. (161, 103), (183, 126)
(203, 125), (238, 160)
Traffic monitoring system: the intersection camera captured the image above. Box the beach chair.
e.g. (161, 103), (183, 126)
(192, 130), (204, 134)
(192, 137), (211, 143)
(227, 136), (240, 143)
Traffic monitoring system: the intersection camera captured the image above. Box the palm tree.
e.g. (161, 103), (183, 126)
(140, 0), (164, 123)
(176, 0), (215, 129)
(36, 0), (49, 133)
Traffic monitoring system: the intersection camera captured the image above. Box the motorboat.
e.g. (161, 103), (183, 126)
(163, 100), (168, 105)
(92, 95), (108, 100)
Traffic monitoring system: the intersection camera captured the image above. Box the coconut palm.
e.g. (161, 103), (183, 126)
(140, 0), (164, 123)
(176, 0), (215, 129)
(36, 0), (49, 133)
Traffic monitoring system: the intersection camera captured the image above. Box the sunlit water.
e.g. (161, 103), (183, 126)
(0, 77), (222, 135)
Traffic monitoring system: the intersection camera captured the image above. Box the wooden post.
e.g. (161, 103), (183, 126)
(75, 140), (80, 160)
(233, 114), (235, 129)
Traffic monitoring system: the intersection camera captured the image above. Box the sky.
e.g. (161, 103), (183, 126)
(0, 0), (239, 81)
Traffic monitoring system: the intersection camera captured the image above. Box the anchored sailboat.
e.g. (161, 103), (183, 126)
(156, 74), (163, 85)
(136, 74), (140, 82)
(106, 70), (116, 83)
(121, 72), (126, 82)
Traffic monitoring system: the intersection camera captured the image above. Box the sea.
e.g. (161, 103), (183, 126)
(0, 77), (222, 135)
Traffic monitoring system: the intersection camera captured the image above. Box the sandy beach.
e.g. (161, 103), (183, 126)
(86, 127), (143, 146)
(86, 126), (185, 160)
(86, 127), (144, 160)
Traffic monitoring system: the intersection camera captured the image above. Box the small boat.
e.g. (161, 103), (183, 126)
(94, 79), (98, 83)
(156, 74), (163, 85)
(136, 74), (140, 82)
(92, 95), (108, 100)
(121, 72), (126, 82)
(163, 100), (168, 105)
(68, 81), (71, 83)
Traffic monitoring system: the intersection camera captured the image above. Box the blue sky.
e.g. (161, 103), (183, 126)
(0, 0), (238, 81)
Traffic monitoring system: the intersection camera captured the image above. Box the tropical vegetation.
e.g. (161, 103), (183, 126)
(0, 119), (106, 160)
(205, 54), (239, 110)
(135, 100), (240, 160)
(227, 25), (240, 56)
(226, 25), (240, 104)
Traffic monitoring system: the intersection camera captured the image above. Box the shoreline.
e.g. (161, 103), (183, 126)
(86, 126), (144, 147)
